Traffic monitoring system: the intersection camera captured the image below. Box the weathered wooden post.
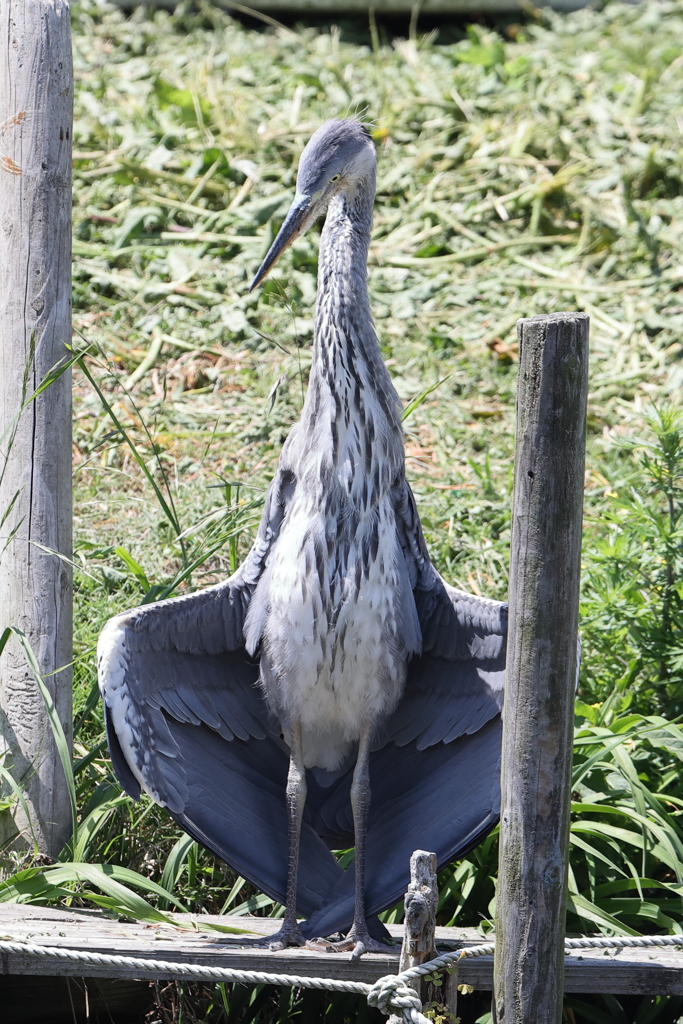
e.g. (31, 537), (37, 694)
(493, 312), (589, 1023)
(399, 851), (438, 979)
(390, 851), (440, 1024)
(0, 1), (73, 859)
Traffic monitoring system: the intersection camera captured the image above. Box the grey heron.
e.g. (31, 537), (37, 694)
(98, 119), (507, 960)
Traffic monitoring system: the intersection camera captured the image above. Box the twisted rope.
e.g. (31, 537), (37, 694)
(0, 939), (369, 994)
(368, 935), (683, 1024)
(0, 933), (682, 1024)
(367, 974), (426, 1024)
(564, 935), (683, 952)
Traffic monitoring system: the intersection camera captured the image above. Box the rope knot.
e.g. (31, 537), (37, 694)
(367, 975), (426, 1022)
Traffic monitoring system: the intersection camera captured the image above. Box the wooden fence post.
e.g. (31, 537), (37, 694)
(493, 312), (589, 1023)
(0, 0), (73, 859)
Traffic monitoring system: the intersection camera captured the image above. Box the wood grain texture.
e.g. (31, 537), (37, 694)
(493, 313), (589, 1024)
(397, 851), (459, 1020)
(0, 907), (681, 994)
(0, 0), (73, 858)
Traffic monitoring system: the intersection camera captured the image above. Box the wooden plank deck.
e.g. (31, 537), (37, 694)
(1, 906), (683, 995)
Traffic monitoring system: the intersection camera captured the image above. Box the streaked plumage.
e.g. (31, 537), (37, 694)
(99, 119), (507, 957)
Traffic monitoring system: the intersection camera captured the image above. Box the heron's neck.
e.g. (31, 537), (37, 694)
(302, 172), (402, 446)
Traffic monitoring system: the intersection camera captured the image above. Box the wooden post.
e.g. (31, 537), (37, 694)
(0, 1), (73, 859)
(389, 851), (441, 1024)
(399, 850), (438, 979)
(493, 312), (589, 1023)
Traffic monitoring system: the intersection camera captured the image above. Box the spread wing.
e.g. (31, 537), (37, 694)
(100, 471), (506, 935)
(98, 470), (344, 918)
(98, 460), (293, 808)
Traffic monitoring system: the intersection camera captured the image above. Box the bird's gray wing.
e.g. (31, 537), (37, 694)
(99, 468), (344, 918)
(98, 462), (296, 807)
(380, 574), (507, 749)
(98, 576), (265, 811)
(389, 477), (507, 746)
(302, 551), (507, 938)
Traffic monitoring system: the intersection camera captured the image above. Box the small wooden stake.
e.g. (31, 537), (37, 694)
(0, 0), (73, 859)
(493, 312), (589, 1024)
(389, 851), (439, 1024)
(399, 850), (438, 978)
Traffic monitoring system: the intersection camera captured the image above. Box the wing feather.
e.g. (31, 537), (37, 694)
(373, 582), (506, 753)
(167, 724), (343, 916)
(303, 718), (502, 938)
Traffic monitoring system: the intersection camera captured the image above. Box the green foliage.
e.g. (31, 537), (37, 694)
(435, 704), (683, 938)
(153, 78), (212, 125)
(582, 408), (683, 717)
(454, 27), (506, 70)
(449, 472), (683, 974)
(569, 705), (683, 936)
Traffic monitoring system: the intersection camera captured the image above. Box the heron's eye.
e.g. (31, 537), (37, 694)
(329, 173), (341, 183)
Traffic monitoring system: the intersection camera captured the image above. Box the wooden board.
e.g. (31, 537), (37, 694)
(0, 906), (682, 995)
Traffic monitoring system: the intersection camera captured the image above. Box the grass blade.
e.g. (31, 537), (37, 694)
(77, 355), (184, 549)
(0, 762), (38, 858)
(402, 375), (451, 423)
(159, 835), (196, 910)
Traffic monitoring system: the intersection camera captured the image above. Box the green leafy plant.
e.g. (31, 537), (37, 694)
(581, 407), (683, 718)
(435, 704), (683, 939)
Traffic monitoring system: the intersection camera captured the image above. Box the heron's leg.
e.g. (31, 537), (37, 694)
(338, 723), (394, 960)
(266, 720), (307, 950)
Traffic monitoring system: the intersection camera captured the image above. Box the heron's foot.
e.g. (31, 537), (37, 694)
(258, 922), (307, 951)
(312, 927), (395, 960)
(348, 931), (396, 961)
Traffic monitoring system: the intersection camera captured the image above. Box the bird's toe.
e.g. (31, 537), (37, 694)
(315, 929), (395, 959)
(256, 923), (307, 950)
(348, 935), (395, 960)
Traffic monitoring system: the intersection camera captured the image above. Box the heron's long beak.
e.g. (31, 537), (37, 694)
(249, 193), (312, 291)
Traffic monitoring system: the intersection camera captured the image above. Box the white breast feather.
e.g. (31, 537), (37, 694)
(248, 372), (416, 770)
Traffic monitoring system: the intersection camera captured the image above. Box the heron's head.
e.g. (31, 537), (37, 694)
(249, 119), (375, 291)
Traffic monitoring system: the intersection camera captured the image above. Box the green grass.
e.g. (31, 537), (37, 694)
(3, 0), (683, 1020)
